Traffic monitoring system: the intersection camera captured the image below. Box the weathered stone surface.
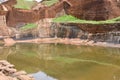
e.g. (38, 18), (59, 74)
(76, 23), (120, 33)
(17, 75), (34, 80)
(2, 0), (17, 6)
(4, 0), (120, 23)
(5, 68), (17, 73)
(1, 0), (120, 36)
(13, 71), (27, 76)
(3, 38), (16, 46)
(0, 60), (35, 80)
(65, 0), (120, 20)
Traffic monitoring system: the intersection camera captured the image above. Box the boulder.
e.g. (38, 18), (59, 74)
(3, 38), (16, 46)
(0, 60), (35, 80)
(17, 75), (34, 80)
(64, 0), (120, 20)
(13, 71), (27, 76)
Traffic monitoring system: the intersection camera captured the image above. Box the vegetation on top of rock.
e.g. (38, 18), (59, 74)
(20, 23), (37, 31)
(42, 0), (58, 6)
(15, 0), (36, 9)
(53, 15), (120, 24)
(14, 0), (58, 9)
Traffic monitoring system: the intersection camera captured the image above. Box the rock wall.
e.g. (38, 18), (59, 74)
(7, 8), (40, 27)
(45, 1), (64, 18)
(1, 0), (120, 26)
(76, 23), (120, 33)
(50, 23), (82, 38)
(2, 0), (17, 6)
(11, 21), (120, 44)
(50, 23), (120, 44)
(0, 13), (10, 36)
(6, 1), (64, 27)
(6, 0), (120, 26)
(1, 0), (120, 37)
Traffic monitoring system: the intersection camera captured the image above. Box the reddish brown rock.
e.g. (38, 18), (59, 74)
(0, 0), (120, 34)
(5, 0), (120, 26)
(64, 0), (120, 20)
(76, 23), (120, 33)
(2, 0), (17, 6)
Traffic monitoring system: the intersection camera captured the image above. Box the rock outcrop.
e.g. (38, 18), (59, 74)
(2, 0), (17, 6)
(0, 0), (120, 36)
(4, 0), (120, 26)
(62, 0), (120, 33)
(65, 0), (120, 20)
(0, 60), (34, 80)
(7, 1), (65, 27)
(76, 23), (120, 33)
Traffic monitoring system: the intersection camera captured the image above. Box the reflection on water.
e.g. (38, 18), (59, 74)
(0, 43), (120, 80)
(32, 71), (57, 80)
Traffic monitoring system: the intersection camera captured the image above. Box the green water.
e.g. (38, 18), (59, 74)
(0, 43), (120, 80)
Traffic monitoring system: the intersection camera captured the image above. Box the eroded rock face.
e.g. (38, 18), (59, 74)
(1, 0), (120, 35)
(76, 23), (120, 33)
(6, 0), (120, 27)
(65, 0), (120, 20)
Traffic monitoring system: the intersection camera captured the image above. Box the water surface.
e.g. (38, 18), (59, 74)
(0, 43), (120, 80)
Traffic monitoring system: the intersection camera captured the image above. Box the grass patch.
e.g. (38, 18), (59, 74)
(42, 0), (58, 6)
(15, 0), (35, 9)
(53, 15), (120, 24)
(20, 23), (37, 31)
